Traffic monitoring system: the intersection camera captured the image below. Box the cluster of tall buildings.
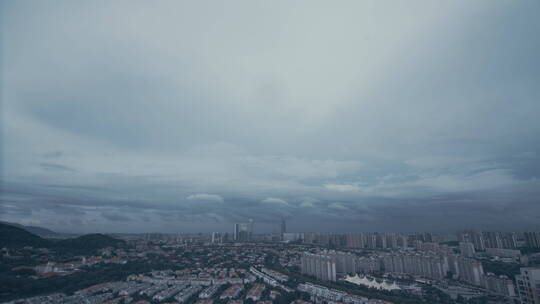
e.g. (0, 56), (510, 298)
(301, 252), (337, 281)
(377, 252), (488, 287)
(448, 255), (486, 286)
(299, 230), (540, 251)
(457, 230), (518, 250)
(459, 242), (476, 257)
(300, 249), (521, 298)
(381, 253), (446, 281)
(524, 232), (540, 248)
(300, 251), (358, 281)
(231, 218), (289, 242)
(378, 252), (514, 295)
(212, 226), (540, 251)
(233, 220), (253, 242)
(211, 232), (223, 244)
(303, 232), (420, 249)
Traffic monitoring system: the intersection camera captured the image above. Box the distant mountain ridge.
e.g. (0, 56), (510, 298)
(0, 223), (124, 253)
(0, 221), (58, 237)
(0, 222), (51, 248)
(55, 233), (125, 252)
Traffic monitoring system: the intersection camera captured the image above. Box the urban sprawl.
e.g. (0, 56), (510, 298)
(2, 220), (540, 304)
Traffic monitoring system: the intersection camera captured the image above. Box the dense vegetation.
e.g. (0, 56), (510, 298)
(0, 257), (177, 302)
(0, 221), (58, 237)
(54, 234), (125, 254)
(0, 223), (124, 254)
(0, 223), (51, 248)
(519, 247), (540, 254)
(481, 260), (521, 278)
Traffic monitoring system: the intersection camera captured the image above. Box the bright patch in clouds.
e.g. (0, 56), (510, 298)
(324, 184), (360, 192)
(261, 198), (288, 206)
(187, 194), (224, 203)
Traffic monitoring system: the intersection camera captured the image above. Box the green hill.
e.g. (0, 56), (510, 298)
(0, 223), (51, 248)
(55, 233), (125, 252)
(0, 223), (124, 253)
(0, 221), (58, 237)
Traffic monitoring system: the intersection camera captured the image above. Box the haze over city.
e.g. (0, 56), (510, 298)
(1, 0), (540, 234)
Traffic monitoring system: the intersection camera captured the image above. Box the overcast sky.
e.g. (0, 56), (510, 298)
(1, 0), (539, 234)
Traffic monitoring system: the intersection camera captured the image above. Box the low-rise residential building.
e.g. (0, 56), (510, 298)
(219, 285), (244, 300)
(246, 284), (265, 301)
(484, 273), (515, 297)
(199, 285), (220, 299)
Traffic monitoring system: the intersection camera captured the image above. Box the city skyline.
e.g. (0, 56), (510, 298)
(2, 1), (540, 304)
(2, 0), (540, 234)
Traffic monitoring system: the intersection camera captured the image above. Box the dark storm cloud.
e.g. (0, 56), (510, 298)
(50, 204), (86, 216)
(101, 212), (132, 222)
(1, 0), (539, 233)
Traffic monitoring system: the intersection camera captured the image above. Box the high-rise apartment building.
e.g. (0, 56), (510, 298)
(516, 268), (540, 304)
(234, 222), (252, 241)
(379, 253), (446, 280)
(471, 231), (486, 251)
(459, 242), (476, 257)
(457, 230), (486, 251)
(397, 235), (409, 248)
(345, 233), (365, 248)
(457, 257), (485, 286)
(211, 232), (222, 243)
(385, 233), (398, 249)
(525, 232), (540, 248)
(375, 233), (387, 249)
(356, 256), (381, 273)
(501, 232), (518, 249)
(329, 251), (357, 275)
(280, 217), (286, 236)
(483, 232), (503, 249)
(301, 252), (337, 281)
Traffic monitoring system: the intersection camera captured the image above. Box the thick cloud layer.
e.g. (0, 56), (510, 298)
(1, 0), (539, 233)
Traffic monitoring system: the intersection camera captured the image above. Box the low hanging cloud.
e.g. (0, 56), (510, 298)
(328, 202), (350, 211)
(186, 194), (224, 203)
(298, 197), (319, 208)
(261, 197), (288, 206)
